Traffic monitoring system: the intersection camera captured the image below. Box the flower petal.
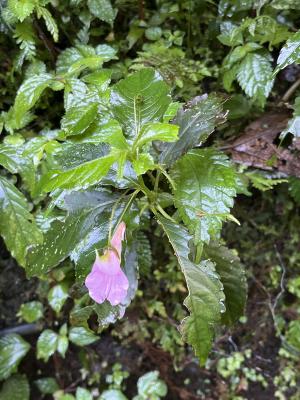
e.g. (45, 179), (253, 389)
(111, 222), (126, 257)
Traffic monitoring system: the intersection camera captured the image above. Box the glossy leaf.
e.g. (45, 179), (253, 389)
(0, 374), (30, 400)
(111, 68), (171, 138)
(69, 327), (98, 346)
(134, 122), (179, 150)
(136, 371), (167, 399)
(76, 388), (93, 400)
(48, 283), (69, 314)
(237, 52), (274, 106)
(0, 176), (43, 266)
(35, 377), (59, 395)
(275, 30), (300, 74)
(157, 216), (224, 365)
(171, 149), (237, 243)
(27, 189), (120, 277)
(40, 153), (117, 192)
(37, 330), (58, 362)
(160, 94), (225, 166)
(13, 73), (53, 125)
(203, 242), (247, 325)
(0, 334), (30, 380)
(61, 103), (98, 137)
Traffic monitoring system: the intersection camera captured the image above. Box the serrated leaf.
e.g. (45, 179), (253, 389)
(48, 283), (69, 314)
(18, 301), (43, 323)
(27, 189), (120, 277)
(237, 52), (274, 106)
(171, 149), (237, 243)
(275, 30), (300, 73)
(157, 216), (224, 365)
(160, 94), (225, 167)
(0, 334), (30, 380)
(40, 153), (117, 192)
(36, 6), (58, 42)
(8, 0), (35, 22)
(203, 243), (247, 325)
(69, 327), (98, 346)
(111, 68), (171, 139)
(0, 374), (29, 400)
(62, 103), (98, 136)
(87, 0), (115, 25)
(37, 330), (58, 362)
(132, 153), (155, 175)
(0, 176), (43, 266)
(13, 73), (53, 126)
(35, 377), (59, 395)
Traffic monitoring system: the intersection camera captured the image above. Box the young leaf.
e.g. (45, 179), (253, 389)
(133, 122), (178, 150)
(48, 283), (69, 314)
(111, 68), (171, 138)
(69, 327), (98, 346)
(40, 153), (117, 192)
(0, 374), (30, 400)
(0, 334), (30, 380)
(237, 52), (274, 106)
(18, 301), (44, 323)
(203, 242), (247, 325)
(159, 94), (225, 167)
(37, 330), (59, 362)
(275, 30), (300, 74)
(157, 216), (224, 365)
(87, 0), (115, 25)
(8, 0), (35, 22)
(171, 149), (237, 244)
(0, 176), (43, 266)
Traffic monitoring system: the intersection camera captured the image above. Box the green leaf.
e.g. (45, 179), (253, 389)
(275, 30), (300, 74)
(0, 334), (30, 380)
(37, 329), (59, 362)
(132, 153), (155, 175)
(157, 216), (224, 365)
(69, 327), (98, 346)
(160, 94), (225, 167)
(40, 153), (117, 192)
(0, 374), (29, 400)
(0, 176), (43, 266)
(35, 377), (59, 395)
(133, 122), (178, 151)
(13, 73), (53, 126)
(27, 189), (119, 277)
(289, 177), (300, 205)
(8, 0), (35, 22)
(48, 283), (69, 314)
(17, 301), (43, 323)
(171, 149), (237, 243)
(62, 103), (98, 137)
(87, 0), (115, 25)
(76, 387), (93, 400)
(237, 52), (274, 106)
(136, 371), (167, 399)
(111, 68), (171, 139)
(203, 243), (247, 325)
(57, 334), (69, 358)
(36, 6), (59, 42)
(100, 390), (128, 400)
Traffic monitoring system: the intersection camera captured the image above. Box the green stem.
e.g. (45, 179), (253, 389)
(156, 204), (177, 223)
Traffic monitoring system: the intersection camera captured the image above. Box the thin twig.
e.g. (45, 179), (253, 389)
(282, 76), (300, 102)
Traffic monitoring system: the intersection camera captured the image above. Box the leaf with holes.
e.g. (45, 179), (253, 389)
(171, 149), (237, 244)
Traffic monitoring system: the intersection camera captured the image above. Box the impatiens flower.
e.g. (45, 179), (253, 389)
(85, 222), (129, 306)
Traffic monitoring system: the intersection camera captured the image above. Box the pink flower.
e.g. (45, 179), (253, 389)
(85, 222), (129, 306)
